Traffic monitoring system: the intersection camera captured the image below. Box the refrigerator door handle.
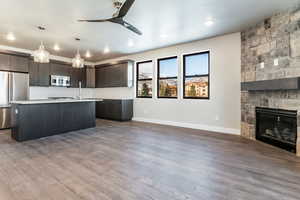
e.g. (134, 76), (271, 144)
(8, 73), (13, 103)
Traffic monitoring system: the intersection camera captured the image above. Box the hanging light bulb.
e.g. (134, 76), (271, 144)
(72, 38), (84, 68)
(32, 41), (50, 63)
(32, 26), (50, 63)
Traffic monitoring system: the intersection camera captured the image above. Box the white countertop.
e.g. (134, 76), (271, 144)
(11, 99), (103, 105)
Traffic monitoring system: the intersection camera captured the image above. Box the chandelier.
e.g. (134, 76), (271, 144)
(72, 38), (84, 68)
(32, 26), (50, 63)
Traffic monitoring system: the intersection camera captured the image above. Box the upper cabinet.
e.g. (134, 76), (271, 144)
(10, 55), (29, 73)
(0, 54), (10, 71)
(85, 66), (95, 88)
(50, 63), (71, 77)
(0, 53), (29, 73)
(95, 60), (133, 88)
(29, 60), (50, 87)
(70, 68), (86, 88)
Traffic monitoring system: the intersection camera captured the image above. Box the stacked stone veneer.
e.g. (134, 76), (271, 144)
(241, 6), (300, 156)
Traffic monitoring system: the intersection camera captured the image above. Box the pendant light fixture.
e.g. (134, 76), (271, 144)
(32, 26), (50, 63)
(72, 38), (84, 68)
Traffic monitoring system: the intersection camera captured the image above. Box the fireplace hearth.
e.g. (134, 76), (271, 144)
(256, 107), (297, 153)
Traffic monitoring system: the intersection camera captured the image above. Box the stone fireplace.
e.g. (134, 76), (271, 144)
(241, 6), (300, 156)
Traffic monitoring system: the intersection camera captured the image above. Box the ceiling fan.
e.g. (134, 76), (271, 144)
(78, 0), (142, 35)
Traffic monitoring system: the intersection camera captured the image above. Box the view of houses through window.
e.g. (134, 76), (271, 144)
(136, 51), (210, 99)
(158, 56), (178, 98)
(137, 61), (153, 98)
(183, 51), (210, 99)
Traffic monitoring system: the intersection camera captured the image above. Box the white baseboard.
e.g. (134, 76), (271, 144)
(132, 117), (240, 135)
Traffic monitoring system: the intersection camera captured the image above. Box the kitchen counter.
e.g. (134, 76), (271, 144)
(11, 98), (103, 105)
(11, 100), (96, 141)
(0, 104), (11, 108)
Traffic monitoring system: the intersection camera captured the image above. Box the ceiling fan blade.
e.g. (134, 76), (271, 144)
(77, 19), (112, 22)
(122, 20), (142, 35)
(118, 0), (135, 18)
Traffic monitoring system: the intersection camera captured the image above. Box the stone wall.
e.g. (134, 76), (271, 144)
(241, 6), (300, 156)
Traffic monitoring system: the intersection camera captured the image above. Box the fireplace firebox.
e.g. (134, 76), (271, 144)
(256, 107), (297, 153)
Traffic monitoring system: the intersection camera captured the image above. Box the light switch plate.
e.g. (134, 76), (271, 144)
(260, 62), (265, 69)
(274, 58), (279, 66)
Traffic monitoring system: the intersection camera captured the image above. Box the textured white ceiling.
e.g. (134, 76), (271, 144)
(0, 0), (299, 62)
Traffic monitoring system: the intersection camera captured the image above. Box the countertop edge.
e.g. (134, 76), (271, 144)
(11, 99), (103, 105)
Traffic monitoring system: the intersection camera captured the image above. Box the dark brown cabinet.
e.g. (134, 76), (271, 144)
(50, 63), (70, 77)
(96, 99), (133, 121)
(70, 68), (85, 88)
(85, 66), (95, 88)
(0, 54), (10, 71)
(95, 60), (133, 88)
(28, 61), (38, 86)
(9, 55), (29, 73)
(0, 53), (29, 73)
(39, 63), (51, 86)
(29, 61), (50, 87)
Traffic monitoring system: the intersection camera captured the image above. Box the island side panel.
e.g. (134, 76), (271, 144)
(11, 102), (96, 142)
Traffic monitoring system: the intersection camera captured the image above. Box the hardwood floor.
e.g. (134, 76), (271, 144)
(0, 119), (299, 200)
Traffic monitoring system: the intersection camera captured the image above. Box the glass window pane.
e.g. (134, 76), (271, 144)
(138, 62), (153, 79)
(159, 57), (177, 78)
(159, 79), (177, 98)
(185, 52), (209, 76)
(137, 80), (152, 97)
(185, 76), (209, 98)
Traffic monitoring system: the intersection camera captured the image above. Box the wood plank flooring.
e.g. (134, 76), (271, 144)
(0, 119), (299, 200)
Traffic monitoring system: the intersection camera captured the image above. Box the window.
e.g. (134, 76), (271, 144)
(183, 51), (210, 99)
(157, 56), (178, 98)
(136, 61), (153, 98)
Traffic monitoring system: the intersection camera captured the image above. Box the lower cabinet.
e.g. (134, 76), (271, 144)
(96, 99), (133, 121)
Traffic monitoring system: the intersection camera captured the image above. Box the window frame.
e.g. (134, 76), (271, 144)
(136, 60), (153, 98)
(157, 56), (178, 99)
(183, 51), (210, 100)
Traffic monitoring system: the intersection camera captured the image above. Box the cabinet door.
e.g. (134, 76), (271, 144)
(10, 55), (29, 72)
(95, 63), (129, 88)
(51, 63), (71, 76)
(38, 63), (50, 87)
(112, 64), (127, 87)
(28, 60), (38, 86)
(95, 67), (105, 88)
(0, 54), (10, 71)
(86, 67), (95, 88)
(70, 68), (80, 88)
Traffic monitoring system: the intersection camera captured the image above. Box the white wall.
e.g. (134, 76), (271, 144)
(95, 32), (241, 134)
(30, 87), (95, 99)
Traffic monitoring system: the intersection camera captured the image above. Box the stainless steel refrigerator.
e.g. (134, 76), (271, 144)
(0, 72), (29, 129)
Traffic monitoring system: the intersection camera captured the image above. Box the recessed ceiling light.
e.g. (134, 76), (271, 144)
(160, 34), (168, 39)
(6, 32), (16, 41)
(128, 40), (134, 47)
(85, 50), (92, 58)
(53, 44), (60, 51)
(205, 20), (214, 26)
(104, 46), (110, 54)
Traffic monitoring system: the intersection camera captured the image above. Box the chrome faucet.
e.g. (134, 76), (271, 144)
(78, 81), (82, 100)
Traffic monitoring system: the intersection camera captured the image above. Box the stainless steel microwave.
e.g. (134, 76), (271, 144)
(50, 75), (71, 87)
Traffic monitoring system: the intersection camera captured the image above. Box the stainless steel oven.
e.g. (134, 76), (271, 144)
(50, 75), (70, 87)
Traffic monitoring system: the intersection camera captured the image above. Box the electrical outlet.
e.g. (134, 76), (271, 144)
(260, 62), (265, 69)
(274, 58), (279, 66)
(215, 115), (219, 121)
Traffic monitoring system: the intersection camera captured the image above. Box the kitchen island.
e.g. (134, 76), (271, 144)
(11, 99), (101, 141)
